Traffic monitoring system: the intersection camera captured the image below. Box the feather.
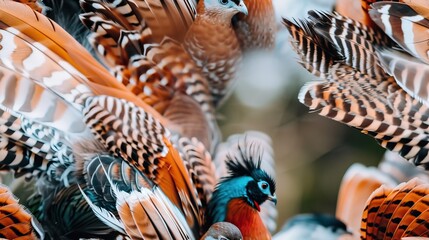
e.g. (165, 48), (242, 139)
(335, 163), (397, 236)
(282, 17), (342, 78)
(37, 183), (124, 238)
(79, 184), (126, 234)
(360, 178), (429, 239)
(115, 187), (194, 240)
(377, 48), (429, 106)
(0, 183), (43, 239)
(79, 1), (219, 151)
(12, 0), (46, 13)
(369, 2), (429, 64)
(82, 154), (153, 203)
(82, 95), (204, 235)
(0, 0), (168, 124)
(132, 0), (197, 42)
(308, 11), (390, 79)
(176, 136), (216, 213)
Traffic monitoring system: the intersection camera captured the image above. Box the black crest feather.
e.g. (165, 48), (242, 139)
(224, 140), (276, 194)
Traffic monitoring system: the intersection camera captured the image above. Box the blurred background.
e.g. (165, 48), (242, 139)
(218, 0), (385, 230)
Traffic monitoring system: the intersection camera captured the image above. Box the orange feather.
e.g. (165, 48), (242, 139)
(0, 0), (169, 126)
(225, 198), (271, 240)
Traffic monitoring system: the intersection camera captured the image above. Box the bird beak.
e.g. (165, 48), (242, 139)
(237, 0), (248, 15)
(267, 194), (277, 205)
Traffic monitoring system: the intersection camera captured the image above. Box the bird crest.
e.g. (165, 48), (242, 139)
(224, 141), (276, 195)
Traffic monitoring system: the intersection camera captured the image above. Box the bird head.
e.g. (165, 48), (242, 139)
(206, 143), (276, 225)
(201, 222), (243, 240)
(224, 157), (277, 211)
(203, 0), (248, 16)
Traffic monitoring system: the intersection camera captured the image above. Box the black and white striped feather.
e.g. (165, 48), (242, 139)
(284, 7), (429, 168)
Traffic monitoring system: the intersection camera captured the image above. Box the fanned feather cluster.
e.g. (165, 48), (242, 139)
(0, 0), (278, 239)
(283, 1), (429, 169)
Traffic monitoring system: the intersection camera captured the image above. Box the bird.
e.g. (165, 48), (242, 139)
(232, 0), (276, 52)
(213, 131), (278, 234)
(76, 0), (274, 110)
(282, 1), (429, 169)
(77, 0), (223, 153)
(0, 1), (277, 238)
(205, 142), (277, 240)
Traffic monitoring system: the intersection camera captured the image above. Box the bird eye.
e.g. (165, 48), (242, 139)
(261, 183), (268, 189)
(219, 0), (228, 5)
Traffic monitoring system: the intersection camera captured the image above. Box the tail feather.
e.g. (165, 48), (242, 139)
(82, 95), (204, 234)
(0, 1), (166, 123)
(298, 62), (429, 168)
(390, 183), (429, 239)
(361, 179), (429, 239)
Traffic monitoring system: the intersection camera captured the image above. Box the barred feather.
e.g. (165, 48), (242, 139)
(0, 183), (43, 239)
(360, 178), (429, 240)
(282, 17), (342, 78)
(0, 0), (168, 122)
(176, 137), (216, 210)
(82, 95), (204, 235)
(132, 0), (197, 42)
(285, 9), (429, 168)
(308, 11), (390, 79)
(80, 1), (219, 151)
(377, 48), (429, 106)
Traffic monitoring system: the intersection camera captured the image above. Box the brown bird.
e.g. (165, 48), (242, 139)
(77, 0), (259, 152)
(233, 0), (277, 51)
(0, 2), (277, 239)
(78, 0), (274, 110)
